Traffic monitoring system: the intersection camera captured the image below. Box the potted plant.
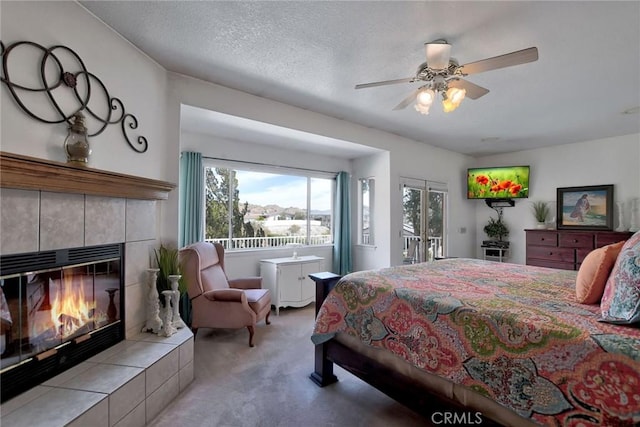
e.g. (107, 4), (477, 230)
(531, 201), (550, 229)
(154, 244), (187, 304)
(484, 217), (509, 242)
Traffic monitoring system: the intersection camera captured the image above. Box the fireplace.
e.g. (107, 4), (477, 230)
(0, 244), (124, 402)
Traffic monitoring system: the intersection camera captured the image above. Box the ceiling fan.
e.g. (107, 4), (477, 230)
(355, 40), (538, 114)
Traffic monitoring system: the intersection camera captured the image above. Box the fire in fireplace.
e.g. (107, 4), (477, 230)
(0, 244), (124, 402)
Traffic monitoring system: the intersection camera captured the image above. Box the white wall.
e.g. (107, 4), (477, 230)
(474, 134), (640, 264)
(0, 1), (180, 248)
(168, 73), (478, 273)
(352, 152), (391, 271)
(180, 130), (351, 174)
(0, 2), (172, 182)
(389, 144), (476, 265)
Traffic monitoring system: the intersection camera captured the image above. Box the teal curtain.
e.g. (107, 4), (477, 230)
(178, 151), (203, 326)
(332, 171), (352, 275)
(179, 151), (204, 247)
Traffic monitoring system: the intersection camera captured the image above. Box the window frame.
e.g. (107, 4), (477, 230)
(202, 159), (336, 252)
(358, 177), (375, 246)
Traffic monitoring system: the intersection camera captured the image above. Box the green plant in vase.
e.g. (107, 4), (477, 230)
(531, 201), (550, 228)
(154, 244), (186, 305)
(484, 217), (509, 241)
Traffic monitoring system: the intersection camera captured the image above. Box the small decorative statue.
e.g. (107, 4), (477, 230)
(142, 268), (163, 334)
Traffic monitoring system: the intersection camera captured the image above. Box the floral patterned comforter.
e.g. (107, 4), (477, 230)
(311, 258), (640, 426)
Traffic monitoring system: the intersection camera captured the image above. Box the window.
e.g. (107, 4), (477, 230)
(204, 163), (334, 250)
(358, 178), (374, 245)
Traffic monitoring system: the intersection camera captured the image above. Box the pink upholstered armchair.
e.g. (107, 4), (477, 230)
(179, 242), (271, 347)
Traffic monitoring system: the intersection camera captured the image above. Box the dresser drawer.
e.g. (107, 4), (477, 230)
(526, 258), (575, 270)
(595, 232), (633, 247)
(526, 232), (558, 247)
(527, 246), (575, 263)
(576, 248), (593, 264)
(559, 233), (593, 249)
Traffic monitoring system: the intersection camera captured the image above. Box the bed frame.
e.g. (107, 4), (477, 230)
(308, 272), (501, 425)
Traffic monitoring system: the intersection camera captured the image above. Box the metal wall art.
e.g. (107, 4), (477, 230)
(0, 40), (148, 153)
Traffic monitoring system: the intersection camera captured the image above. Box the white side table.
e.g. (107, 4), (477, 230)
(260, 256), (324, 315)
(481, 246), (509, 262)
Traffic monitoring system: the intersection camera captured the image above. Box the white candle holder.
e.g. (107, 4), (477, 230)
(142, 268), (163, 334)
(168, 275), (186, 329)
(160, 290), (177, 337)
(615, 201), (627, 232)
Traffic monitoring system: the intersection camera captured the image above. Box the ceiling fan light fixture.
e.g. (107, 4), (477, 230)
(442, 87), (466, 112)
(441, 98), (458, 113)
(415, 87), (435, 114)
(354, 42), (538, 117)
(425, 41), (452, 70)
(416, 87), (435, 106)
(446, 87), (466, 104)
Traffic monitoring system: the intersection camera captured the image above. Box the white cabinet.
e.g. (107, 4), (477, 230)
(260, 256), (323, 315)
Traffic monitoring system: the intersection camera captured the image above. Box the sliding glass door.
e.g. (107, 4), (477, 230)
(401, 178), (447, 263)
(427, 188), (446, 260)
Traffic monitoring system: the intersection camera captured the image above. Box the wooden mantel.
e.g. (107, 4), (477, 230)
(0, 151), (175, 200)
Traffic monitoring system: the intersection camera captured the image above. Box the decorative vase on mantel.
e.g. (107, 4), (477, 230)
(64, 111), (91, 166)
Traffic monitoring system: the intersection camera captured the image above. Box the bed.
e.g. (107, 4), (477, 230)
(310, 258), (640, 426)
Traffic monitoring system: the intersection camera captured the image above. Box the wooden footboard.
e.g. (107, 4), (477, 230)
(308, 272), (340, 387)
(308, 272), (502, 426)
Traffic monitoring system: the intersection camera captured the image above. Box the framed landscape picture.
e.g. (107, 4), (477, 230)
(557, 185), (614, 230)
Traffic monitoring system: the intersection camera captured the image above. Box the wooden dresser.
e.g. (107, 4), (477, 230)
(525, 229), (634, 270)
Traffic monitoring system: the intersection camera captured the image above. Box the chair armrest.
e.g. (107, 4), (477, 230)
(202, 289), (246, 303)
(229, 277), (262, 290)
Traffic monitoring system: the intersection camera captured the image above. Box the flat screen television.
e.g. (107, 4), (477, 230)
(467, 165), (530, 199)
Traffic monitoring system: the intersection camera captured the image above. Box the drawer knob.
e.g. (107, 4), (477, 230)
(549, 252), (553, 255)
(573, 239), (578, 243)
(541, 238), (545, 241)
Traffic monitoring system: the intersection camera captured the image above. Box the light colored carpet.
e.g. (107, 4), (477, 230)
(150, 305), (427, 427)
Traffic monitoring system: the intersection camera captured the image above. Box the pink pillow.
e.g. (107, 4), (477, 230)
(575, 241), (625, 304)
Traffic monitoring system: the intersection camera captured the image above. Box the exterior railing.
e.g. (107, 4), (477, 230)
(204, 234), (442, 260)
(205, 235), (332, 250)
(403, 236), (443, 263)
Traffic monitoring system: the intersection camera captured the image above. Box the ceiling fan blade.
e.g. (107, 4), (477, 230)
(392, 89), (420, 111)
(355, 77), (414, 89)
(459, 47), (538, 75)
(448, 79), (490, 100)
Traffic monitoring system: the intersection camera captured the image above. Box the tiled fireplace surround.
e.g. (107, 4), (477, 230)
(0, 153), (194, 426)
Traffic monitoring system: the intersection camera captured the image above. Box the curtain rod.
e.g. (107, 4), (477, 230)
(201, 155), (338, 176)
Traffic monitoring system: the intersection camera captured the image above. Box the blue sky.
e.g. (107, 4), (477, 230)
(236, 171), (332, 211)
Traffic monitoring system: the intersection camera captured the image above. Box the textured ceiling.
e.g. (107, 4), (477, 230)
(81, 1), (640, 157)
